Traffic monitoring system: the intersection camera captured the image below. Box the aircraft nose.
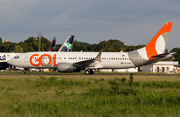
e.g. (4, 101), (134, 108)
(7, 59), (14, 65)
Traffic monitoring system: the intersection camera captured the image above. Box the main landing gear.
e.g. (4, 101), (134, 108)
(22, 70), (26, 75)
(85, 69), (94, 75)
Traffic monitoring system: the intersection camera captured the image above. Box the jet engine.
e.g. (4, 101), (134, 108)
(57, 62), (76, 72)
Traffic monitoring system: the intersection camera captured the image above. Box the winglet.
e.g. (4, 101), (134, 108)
(95, 49), (103, 62)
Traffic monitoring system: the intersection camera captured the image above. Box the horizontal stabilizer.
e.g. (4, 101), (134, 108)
(143, 52), (176, 65)
(151, 52), (175, 58)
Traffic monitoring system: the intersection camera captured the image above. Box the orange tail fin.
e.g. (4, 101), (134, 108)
(145, 22), (173, 60)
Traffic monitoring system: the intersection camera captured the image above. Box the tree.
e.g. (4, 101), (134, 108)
(124, 44), (145, 52)
(95, 40), (126, 52)
(41, 36), (51, 51)
(23, 37), (38, 52)
(0, 37), (2, 45)
(0, 44), (9, 52)
(170, 47), (180, 63)
(72, 40), (88, 51)
(9, 43), (18, 52)
(106, 39), (125, 52)
(95, 40), (107, 51)
(14, 45), (23, 53)
(55, 44), (62, 51)
(87, 44), (97, 52)
(18, 41), (28, 52)
(0, 41), (16, 52)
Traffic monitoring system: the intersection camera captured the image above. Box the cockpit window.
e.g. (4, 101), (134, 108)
(14, 56), (19, 59)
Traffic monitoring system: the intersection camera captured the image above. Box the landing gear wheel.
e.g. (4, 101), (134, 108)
(89, 69), (94, 74)
(22, 71), (26, 75)
(85, 69), (89, 75)
(85, 69), (94, 75)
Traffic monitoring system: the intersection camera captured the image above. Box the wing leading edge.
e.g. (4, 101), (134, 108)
(73, 49), (103, 68)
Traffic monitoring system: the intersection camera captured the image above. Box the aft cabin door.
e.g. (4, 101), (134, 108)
(24, 54), (29, 62)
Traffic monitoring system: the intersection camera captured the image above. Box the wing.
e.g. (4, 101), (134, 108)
(73, 49), (103, 68)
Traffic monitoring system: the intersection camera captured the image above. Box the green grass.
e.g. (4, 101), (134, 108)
(0, 75), (180, 116)
(1, 70), (180, 75)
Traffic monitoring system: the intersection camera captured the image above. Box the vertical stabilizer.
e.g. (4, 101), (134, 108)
(58, 35), (74, 52)
(145, 22), (173, 60)
(49, 37), (56, 51)
(136, 22), (173, 60)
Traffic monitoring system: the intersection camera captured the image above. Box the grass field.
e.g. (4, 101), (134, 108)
(1, 70), (180, 75)
(0, 74), (180, 117)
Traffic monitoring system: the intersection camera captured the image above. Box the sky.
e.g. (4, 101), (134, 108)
(0, 0), (180, 51)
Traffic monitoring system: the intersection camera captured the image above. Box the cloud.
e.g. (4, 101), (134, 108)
(0, 0), (180, 50)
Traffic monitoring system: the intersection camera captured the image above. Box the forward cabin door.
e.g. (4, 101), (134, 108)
(24, 54), (29, 63)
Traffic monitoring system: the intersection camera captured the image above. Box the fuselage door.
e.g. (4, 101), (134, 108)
(24, 54), (29, 63)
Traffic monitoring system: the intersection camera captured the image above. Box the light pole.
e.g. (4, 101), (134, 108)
(38, 31), (42, 51)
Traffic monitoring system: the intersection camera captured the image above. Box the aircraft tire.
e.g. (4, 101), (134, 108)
(89, 69), (94, 74)
(85, 70), (89, 75)
(23, 71), (26, 75)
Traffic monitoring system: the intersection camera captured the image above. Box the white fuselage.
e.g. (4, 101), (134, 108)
(0, 53), (22, 70)
(7, 52), (136, 69)
(0, 53), (21, 67)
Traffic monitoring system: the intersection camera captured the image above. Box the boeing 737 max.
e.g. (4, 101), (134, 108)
(7, 22), (174, 74)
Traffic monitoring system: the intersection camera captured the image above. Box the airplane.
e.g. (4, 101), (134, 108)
(0, 36), (74, 70)
(7, 22), (174, 75)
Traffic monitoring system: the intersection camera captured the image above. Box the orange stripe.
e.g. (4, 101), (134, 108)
(145, 22), (173, 60)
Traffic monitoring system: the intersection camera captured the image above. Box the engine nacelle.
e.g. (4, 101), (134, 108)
(57, 62), (76, 72)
